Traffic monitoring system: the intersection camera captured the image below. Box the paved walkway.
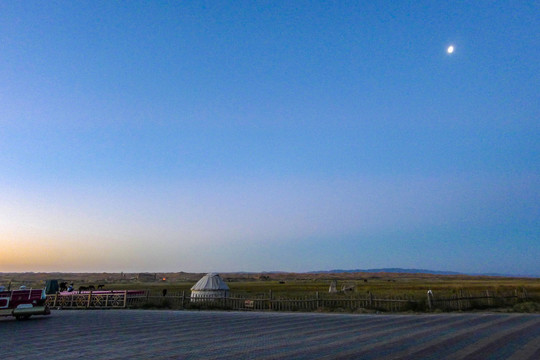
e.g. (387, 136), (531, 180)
(1, 310), (539, 359)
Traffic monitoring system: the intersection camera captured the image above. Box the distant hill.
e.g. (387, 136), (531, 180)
(311, 268), (473, 276)
(307, 268), (540, 277)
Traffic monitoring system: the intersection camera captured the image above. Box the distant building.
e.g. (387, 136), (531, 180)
(137, 273), (156, 282)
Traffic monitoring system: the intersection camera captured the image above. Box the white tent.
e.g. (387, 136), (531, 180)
(190, 273), (230, 301)
(328, 280), (338, 293)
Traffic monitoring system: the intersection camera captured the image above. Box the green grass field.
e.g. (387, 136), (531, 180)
(6, 272), (539, 312)
(131, 278), (540, 300)
(3, 272), (539, 303)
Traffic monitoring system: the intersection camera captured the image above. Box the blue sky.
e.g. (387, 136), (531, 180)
(1, 1), (538, 275)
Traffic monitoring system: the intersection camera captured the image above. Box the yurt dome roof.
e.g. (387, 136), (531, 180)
(191, 273), (230, 291)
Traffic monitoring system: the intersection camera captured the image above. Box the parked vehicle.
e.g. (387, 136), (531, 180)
(0, 287), (50, 320)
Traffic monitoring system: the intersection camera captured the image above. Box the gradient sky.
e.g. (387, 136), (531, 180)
(1, 1), (538, 275)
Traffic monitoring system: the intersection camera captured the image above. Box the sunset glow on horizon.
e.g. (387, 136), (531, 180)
(1, 2), (538, 276)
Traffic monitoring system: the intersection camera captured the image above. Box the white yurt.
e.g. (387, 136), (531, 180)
(190, 273), (230, 302)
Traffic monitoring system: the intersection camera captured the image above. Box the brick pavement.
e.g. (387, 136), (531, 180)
(1, 310), (539, 359)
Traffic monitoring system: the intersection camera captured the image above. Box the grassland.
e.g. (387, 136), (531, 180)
(4, 271), (539, 312)
(2, 271), (539, 300)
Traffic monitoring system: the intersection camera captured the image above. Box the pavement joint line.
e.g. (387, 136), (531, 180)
(215, 314), (446, 359)
(328, 313), (502, 360)
(507, 326), (540, 360)
(444, 316), (540, 360)
(2, 311), (540, 359)
(365, 314), (515, 360)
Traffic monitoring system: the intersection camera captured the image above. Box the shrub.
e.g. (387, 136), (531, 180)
(186, 301), (233, 311)
(160, 299), (172, 309)
(512, 302), (540, 313)
(403, 300), (425, 312)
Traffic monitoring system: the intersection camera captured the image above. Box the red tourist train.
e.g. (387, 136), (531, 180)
(0, 286), (50, 320)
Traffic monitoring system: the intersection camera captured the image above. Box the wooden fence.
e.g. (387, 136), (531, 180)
(427, 289), (528, 311)
(47, 288), (531, 312)
(126, 291), (418, 312)
(46, 291), (128, 309)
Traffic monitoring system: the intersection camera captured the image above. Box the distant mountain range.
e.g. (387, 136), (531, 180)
(309, 268), (461, 275)
(308, 268), (537, 277)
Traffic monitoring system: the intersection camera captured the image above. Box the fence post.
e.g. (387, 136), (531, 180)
(181, 291), (185, 309)
(316, 291), (320, 309)
(123, 290), (128, 308)
(87, 291), (92, 308)
(53, 293), (58, 307)
(427, 290), (433, 311)
(368, 292), (373, 308)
